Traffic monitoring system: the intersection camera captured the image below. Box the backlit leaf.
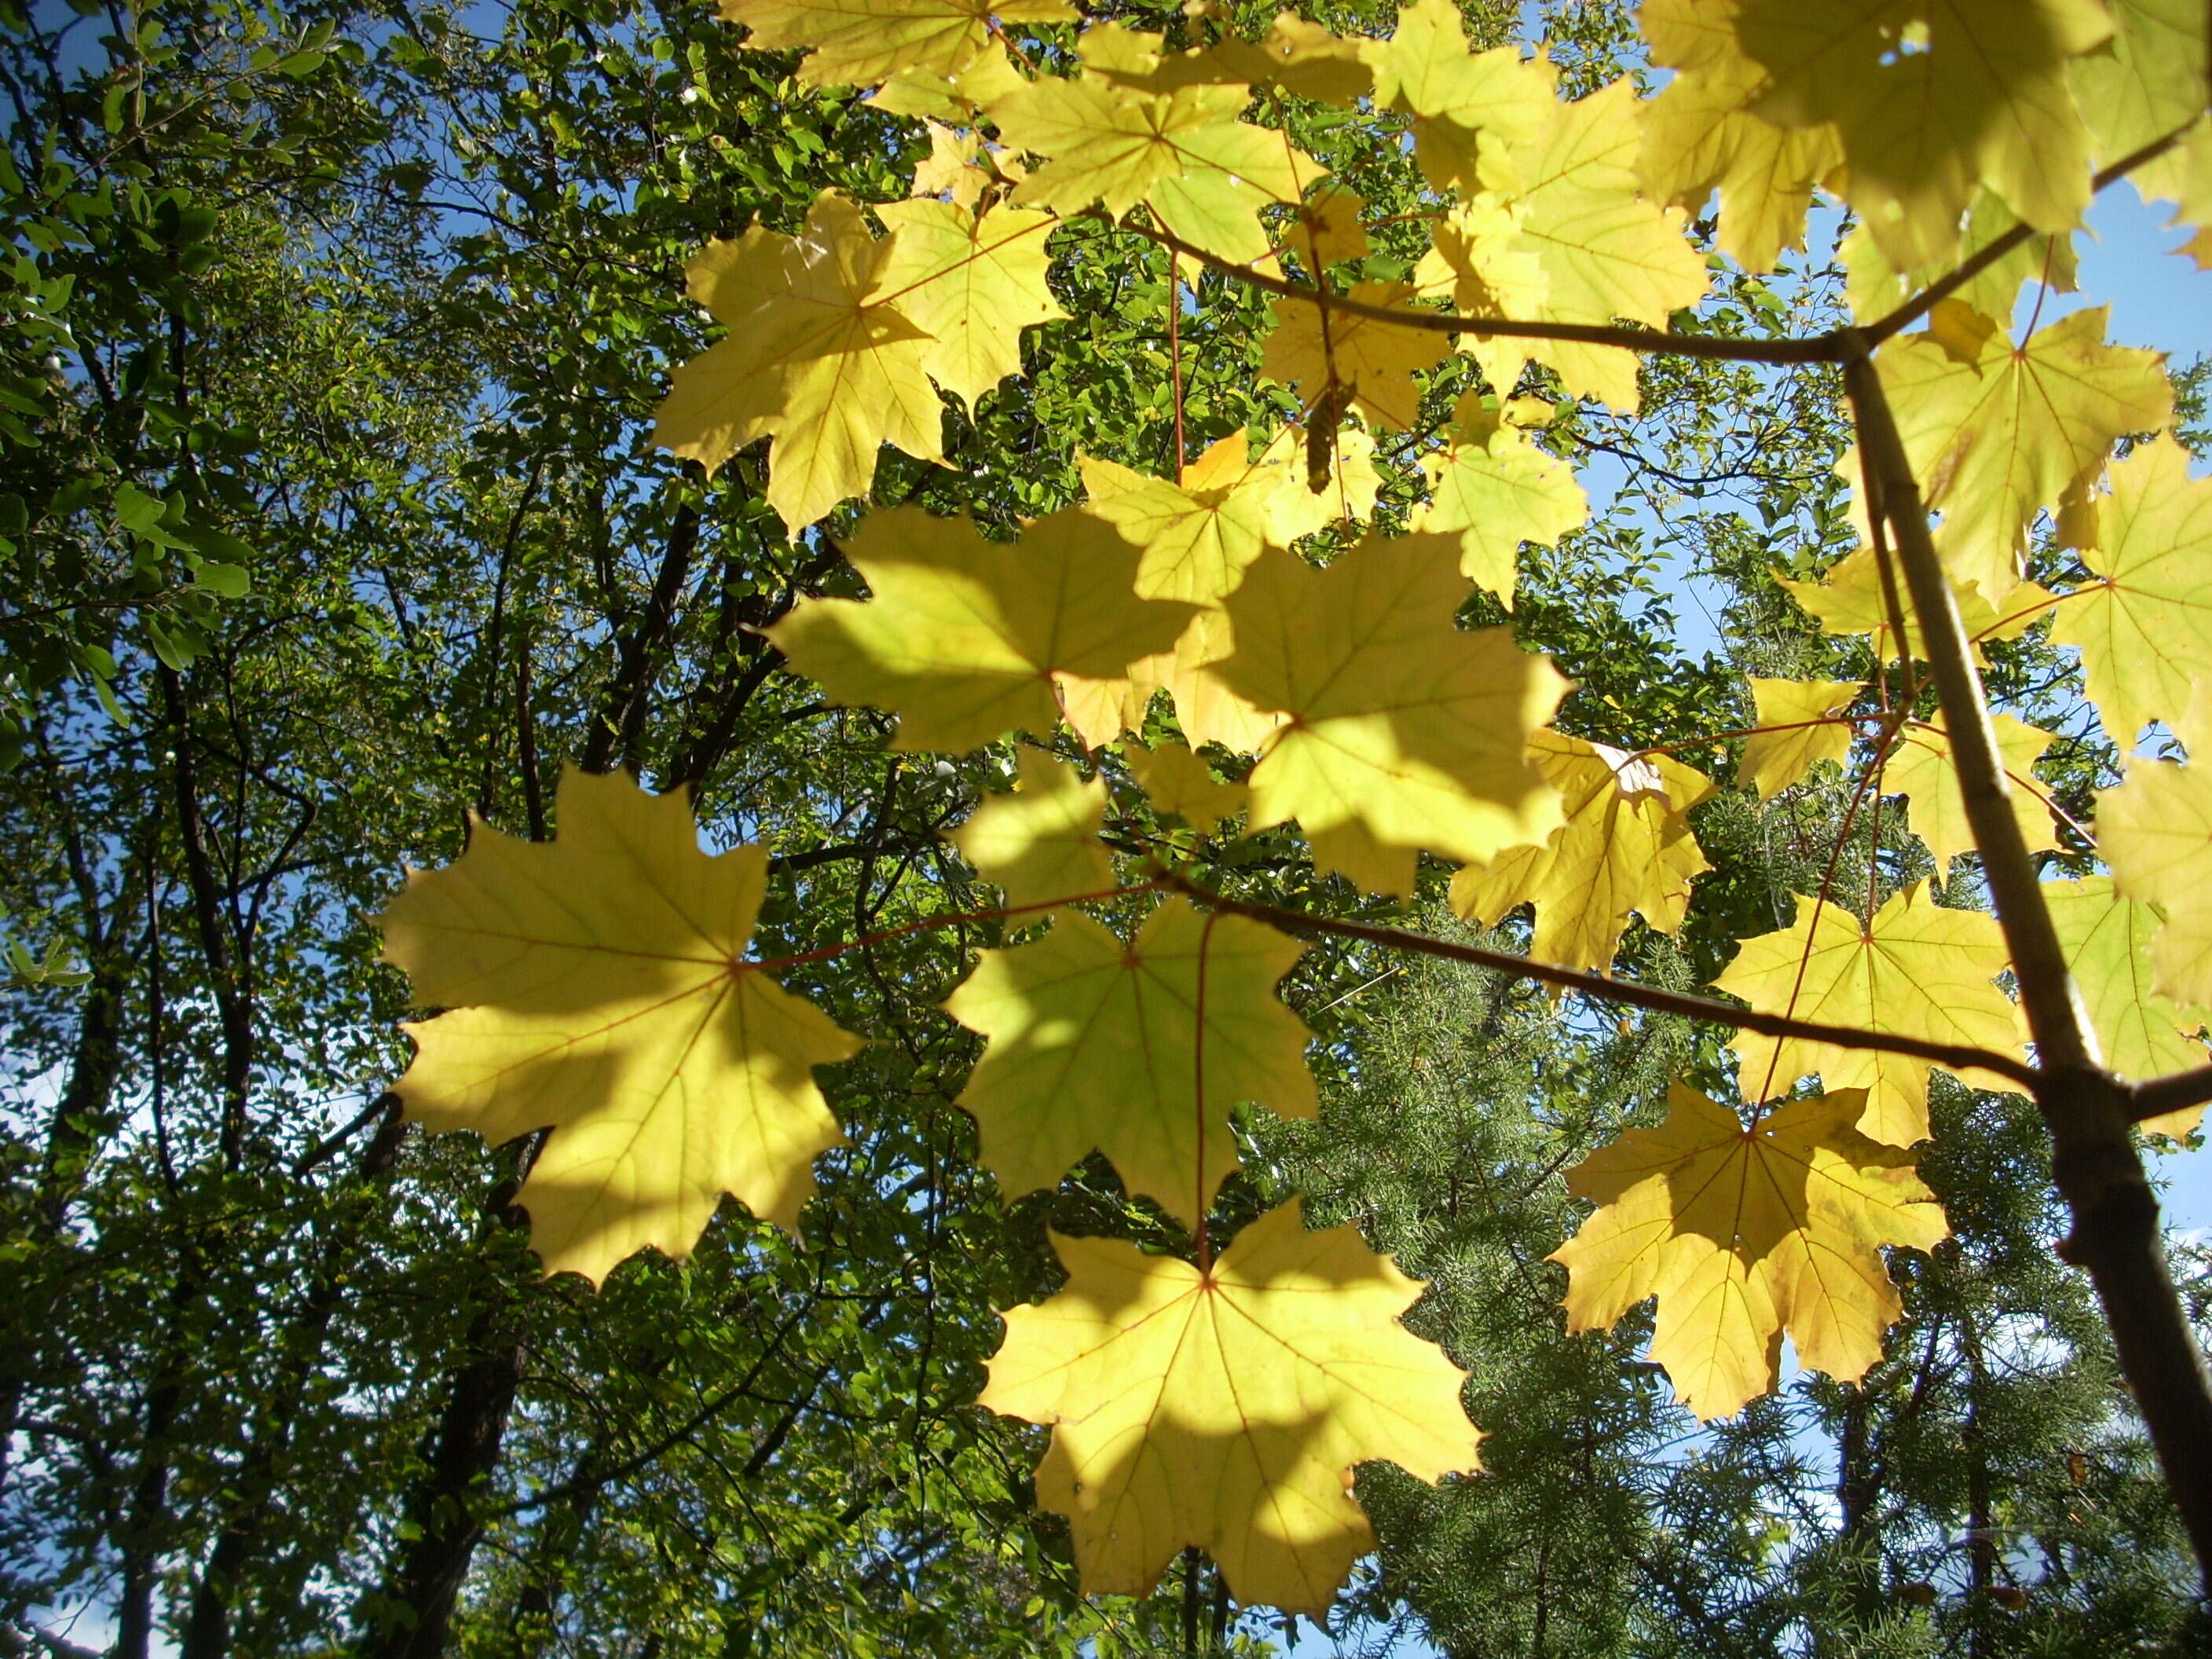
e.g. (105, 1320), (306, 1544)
(2098, 760), (2212, 1007)
(1412, 419), (1588, 602)
(1551, 1082), (1948, 1420)
(1737, 677), (1861, 799)
(993, 67), (1321, 266)
(1729, 0), (2114, 269)
(873, 198), (1064, 406)
(1716, 881), (2023, 1144)
(1778, 544), (2054, 665)
(1450, 731), (1713, 975)
(654, 193), (939, 532)
(1124, 740), (1247, 835)
(376, 769), (862, 1283)
(948, 749), (1111, 910)
(1260, 281), (1450, 431)
(767, 506), (1196, 752)
(1214, 535), (1570, 895)
(2044, 876), (2210, 1139)
(2047, 435), (2212, 749)
(980, 1200), (1478, 1613)
(1888, 714), (2061, 874)
(1873, 301), (2171, 601)
(718, 0), (1075, 90)
(946, 896), (1314, 1221)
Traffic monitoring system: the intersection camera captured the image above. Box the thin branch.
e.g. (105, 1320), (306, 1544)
(1108, 212), (1840, 365)
(1157, 871), (2040, 1090)
(1862, 123), (2201, 345)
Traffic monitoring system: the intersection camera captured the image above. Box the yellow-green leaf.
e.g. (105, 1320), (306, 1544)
(1259, 281), (1450, 432)
(873, 198), (1064, 406)
(1360, 0), (1554, 196)
(1450, 731), (1713, 975)
(946, 897), (1313, 1221)
(948, 749), (1111, 910)
(2047, 434), (2212, 749)
(2099, 760), (2212, 1007)
(1412, 422), (1588, 602)
(1738, 677), (1861, 798)
(994, 69), (1320, 266)
(980, 1200), (1478, 1613)
(1716, 881), (2023, 1144)
(1874, 302), (2171, 602)
(1551, 1082), (1948, 1420)
(718, 0), (1075, 90)
(1638, 0), (1843, 273)
(767, 506), (1196, 752)
(2045, 876), (2210, 1139)
(1214, 535), (1570, 895)
(1125, 740), (1247, 835)
(1778, 544), (2055, 665)
(1888, 714), (2061, 874)
(375, 769), (862, 1283)
(1730, 0), (2113, 269)
(653, 193), (939, 532)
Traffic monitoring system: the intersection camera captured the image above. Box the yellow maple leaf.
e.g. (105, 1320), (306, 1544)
(2070, 0), (2209, 175)
(1450, 731), (1713, 975)
(873, 198), (1064, 407)
(1412, 421), (1588, 602)
(1888, 714), (2061, 875)
(1778, 544), (2054, 665)
(2045, 877), (2211, 1139)
(1452, 78), (1712, 412)
(910, 120), (994, 211)
(1079, 434), (1299, 604)
(718, 0), (1075, 90)
(992, 66), (1321, 266)
(1728, 0), (2112, 269)
(979, 1200), (1478, 1613)
(654, 193), (940, 532)
(1128, 606), (1291, 756)
(867, 38), (1027, 120)
(1738, 677), (1861, 799)
(1286, 187), (1370, 270)
(2098, 760), (2212, 1009)
(1214, 536), (1570, 895)
(2048, 435), (2212, 750)
(1124, 740), (1247, 835)
(1873, 301), (2172, 602)
(1253, 419), (1382, 537)
(1360, 0), (1554, 196)
(946, 897), (1313, 1221)
(375, 769), (862, 1284)
(766, 506), (1196, 753)
(1637, 0), (1843, 273)
(1260, 281), (1450, 432)
(948, 749), (1111, 910)
(1551, 1082), (1949, 1420)
(1716, 881), (2023, 1145)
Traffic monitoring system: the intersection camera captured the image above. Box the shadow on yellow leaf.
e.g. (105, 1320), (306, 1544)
(980, 1201), (1478, 1613)
(1551, 1083), (1949, 1421)
(375, 770), (861, 1284)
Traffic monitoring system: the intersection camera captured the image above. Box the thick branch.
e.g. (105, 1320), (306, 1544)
(2130, 1063), (2212, 1126)
(1159, 873), (2040, 1090)
(1839, 330), (2212, 1588)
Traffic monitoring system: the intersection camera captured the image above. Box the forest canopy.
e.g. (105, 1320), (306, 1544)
(2, 0), (2212, 1655)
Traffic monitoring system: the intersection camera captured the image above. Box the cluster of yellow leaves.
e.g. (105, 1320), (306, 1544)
(379, 0), (2212, 1616)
